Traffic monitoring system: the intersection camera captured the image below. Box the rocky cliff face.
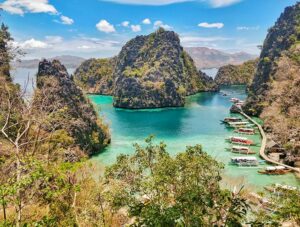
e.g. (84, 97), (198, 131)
(113, 28), (216, 109)
(35, 59), (110, 157)
(244, 3), (300, 163)
(74, 57), (116, 95)
(214, 59), (258, 86)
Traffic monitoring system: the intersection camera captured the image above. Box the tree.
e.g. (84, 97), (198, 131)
(105, 136), (249, 226)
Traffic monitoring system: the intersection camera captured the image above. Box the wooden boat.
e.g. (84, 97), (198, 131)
(258, 166), (292, 175)
(222, 117), (243, 123)
(230, 146), (256, 154)
(230, 123), (255, 129)
(231, 157), (259, 166)
(235, 128), (256, 135)
(227, 136), (255, 146)
(227, 121), (249, 127)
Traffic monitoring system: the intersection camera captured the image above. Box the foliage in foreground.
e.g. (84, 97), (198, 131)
(105, 136), (249, 226)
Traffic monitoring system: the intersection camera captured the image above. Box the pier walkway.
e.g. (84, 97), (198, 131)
(240, 112), (300, 173)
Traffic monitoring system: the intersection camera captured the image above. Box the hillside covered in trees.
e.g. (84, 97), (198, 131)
(75, 28), (218, 109)
(214, 59), (258, 86)
(244, 2), (300, 165)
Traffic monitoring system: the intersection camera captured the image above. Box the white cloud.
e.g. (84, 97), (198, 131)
(60, 15), (74, 25)
(209, 0), (241, 7)
(142, 18), (151, 24)
(131, 25), (141, 32)
(198, 22), (224, 29)
(45, 36), (63, 44)
(154, 20), (172, 30)
(96, 20), (116, 33)
(237, 26), (260, 31)
(77, 45), (92, 49)
(0, 0), (58, 15)
(103, 0), (242, 7)
(121, 21), (130, 27)
(15, 38), (49, 49)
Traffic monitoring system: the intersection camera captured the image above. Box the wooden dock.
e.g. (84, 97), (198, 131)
(240, 111), (300, 174)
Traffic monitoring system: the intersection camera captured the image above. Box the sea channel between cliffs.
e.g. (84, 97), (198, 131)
(89, 85), (300, 190)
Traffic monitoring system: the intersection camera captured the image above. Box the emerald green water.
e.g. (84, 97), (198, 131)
(89, 86), (299, 190)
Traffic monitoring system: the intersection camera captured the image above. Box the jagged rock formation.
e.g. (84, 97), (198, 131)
(113, 28), (217, 109)
(214, 59), (258, 86)
(35, 59), (110, 157)
(243, 3), (300, 164)
(199, 70), (219, 91)
(74, 57), (116, 94)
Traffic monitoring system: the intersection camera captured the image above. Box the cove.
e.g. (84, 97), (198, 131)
(89, 85), (299, 189)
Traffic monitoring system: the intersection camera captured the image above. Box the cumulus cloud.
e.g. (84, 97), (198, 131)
(209, 0), (241, 8)
(45, 36), (63, 44)
(198, 22), (224, 29)
(0, 0), (58, 15)
(121, 21), (130, 27)
(102, 0), (242, 7)
(131, 25), (141, 32)
(14, 38), (49, 49)
(60, 15), (74, 25)
(142, 18), (151, 24)
(237, 26), (260, 30)
(96, 20), (116, 33)
(154, 20), (172, 30)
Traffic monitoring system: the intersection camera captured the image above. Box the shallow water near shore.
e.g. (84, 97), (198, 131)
(89, 85), (299, 190)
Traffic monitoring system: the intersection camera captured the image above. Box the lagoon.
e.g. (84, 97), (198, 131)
(89, 86), (299, 189)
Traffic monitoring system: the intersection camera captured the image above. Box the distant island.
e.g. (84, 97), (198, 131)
(74, 28), (219, 109)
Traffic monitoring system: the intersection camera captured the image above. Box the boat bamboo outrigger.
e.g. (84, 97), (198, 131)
(222, 117), (243, 123)
(234, 128), (256, 135)
(230, 146), (256, 154)
(231, 157), (259, 166)
(227, 136), (255, 146)
(258, 166), (292, 175)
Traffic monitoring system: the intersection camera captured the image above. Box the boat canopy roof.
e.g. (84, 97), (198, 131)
(239, 128), (255, 131)
(230, 136), (248, 140)
(228, 121), (249, 125)
(232, 146), (249, 150)
(266, 166), (286, 171)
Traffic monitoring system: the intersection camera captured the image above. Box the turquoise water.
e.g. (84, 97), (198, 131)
(89, 86), (299, 190)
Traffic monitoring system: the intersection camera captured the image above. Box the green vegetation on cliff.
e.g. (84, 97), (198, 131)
(244, 2), (300, 162)
(113, 28), (217, 109)
(214, 59), (258, 86)
(36, 59), (110, 157)
(74, 57), (116, 95)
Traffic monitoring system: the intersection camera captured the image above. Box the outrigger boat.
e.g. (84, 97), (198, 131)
(222, 117), (243, 123)
(229, 146), (256, 154)
(227, 136), (255, 146)
(227, 121), (249, 127)
(231, 156), (259, 166)
(258, 166), (292, 175)
(235, 128), (256, 135)
(228, 123), (255, 129)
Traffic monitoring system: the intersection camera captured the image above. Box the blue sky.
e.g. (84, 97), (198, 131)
(0, 0), (298, 59)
